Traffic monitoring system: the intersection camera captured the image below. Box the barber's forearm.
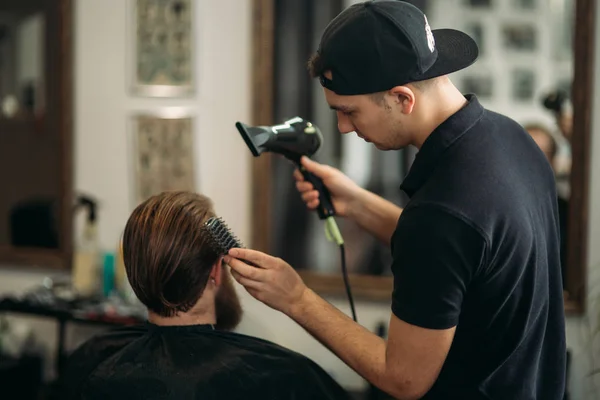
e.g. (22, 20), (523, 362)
(288, 288), (391, 393)
(349, 188), (402, 245)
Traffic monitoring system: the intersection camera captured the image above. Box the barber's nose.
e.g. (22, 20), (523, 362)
(337, 113), (355, 134)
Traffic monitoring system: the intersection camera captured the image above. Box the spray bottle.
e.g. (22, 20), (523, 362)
(72, 195), (100, 297)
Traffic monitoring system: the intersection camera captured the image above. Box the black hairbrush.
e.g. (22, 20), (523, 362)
(204, 216), (245, 255)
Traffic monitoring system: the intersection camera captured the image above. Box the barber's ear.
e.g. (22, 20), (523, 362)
(389, 86), (415, 114)
(209, 258), (223, 287)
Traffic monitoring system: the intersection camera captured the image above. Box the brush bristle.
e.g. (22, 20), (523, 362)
(204, 216), (244, 255)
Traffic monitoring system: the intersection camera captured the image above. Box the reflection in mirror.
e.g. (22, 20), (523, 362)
(0, 10), (45, 119)
(267, 0), (576, 293)
(0, 7), (59, 251)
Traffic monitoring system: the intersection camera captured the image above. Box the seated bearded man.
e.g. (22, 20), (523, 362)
(61, 191), (350, 400)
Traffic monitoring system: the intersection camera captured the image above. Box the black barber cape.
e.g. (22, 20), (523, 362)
(60, 323), (351, 400)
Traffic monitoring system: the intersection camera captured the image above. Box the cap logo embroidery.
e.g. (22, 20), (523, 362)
(424, 15), (435, 53)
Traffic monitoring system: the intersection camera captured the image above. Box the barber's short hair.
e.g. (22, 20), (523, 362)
(307, 52), (325, 79)
(122, 191), (219, 317)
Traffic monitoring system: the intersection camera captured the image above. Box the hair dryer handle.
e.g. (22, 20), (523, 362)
(299, 167), (336, 219)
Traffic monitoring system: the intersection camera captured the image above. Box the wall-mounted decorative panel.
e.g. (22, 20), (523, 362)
(130, 109), (196, 205)
(130, 0), (194, 97)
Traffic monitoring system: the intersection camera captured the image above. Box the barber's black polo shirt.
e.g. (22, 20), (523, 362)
(390, 95), (566, 399)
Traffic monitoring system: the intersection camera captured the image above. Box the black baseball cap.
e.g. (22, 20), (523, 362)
(316, 0), (479, 95)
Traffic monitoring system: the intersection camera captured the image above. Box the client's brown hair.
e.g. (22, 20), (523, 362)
(122, 191), (219, 317)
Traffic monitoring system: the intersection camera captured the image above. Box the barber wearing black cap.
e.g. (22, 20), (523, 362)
(226, 1), (567, 399)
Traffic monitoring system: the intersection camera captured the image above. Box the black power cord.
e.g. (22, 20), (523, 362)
(324, 216), (357, 322)
(339, 243), (357, 322)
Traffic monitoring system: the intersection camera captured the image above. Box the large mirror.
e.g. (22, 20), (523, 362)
(0, 0), (73, 269)
(249, 0), (595, 314)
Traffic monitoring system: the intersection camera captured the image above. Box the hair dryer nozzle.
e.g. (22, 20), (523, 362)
(235, 122), (264, 157)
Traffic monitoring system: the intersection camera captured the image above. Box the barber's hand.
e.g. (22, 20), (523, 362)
(224, 248), (307, 316)
(294, 156), (362, 218)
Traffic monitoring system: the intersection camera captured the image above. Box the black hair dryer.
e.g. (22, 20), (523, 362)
(235, 117), (336, 220)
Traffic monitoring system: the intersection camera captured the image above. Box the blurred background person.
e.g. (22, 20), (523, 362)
(542, 88), (573, 200)
(524, 123), (568, 286)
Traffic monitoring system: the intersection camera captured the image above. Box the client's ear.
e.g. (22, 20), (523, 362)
(209, 257), (223, 287)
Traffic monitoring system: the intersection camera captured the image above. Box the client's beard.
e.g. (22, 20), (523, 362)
(214, 265), (243, 331)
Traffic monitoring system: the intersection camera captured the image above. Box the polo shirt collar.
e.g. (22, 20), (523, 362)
(400, 94), (485, 198)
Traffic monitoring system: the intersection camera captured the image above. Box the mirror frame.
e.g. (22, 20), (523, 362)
(249, 0), (595, 315)
(0, 0), (73, 270)
(565, 0), (596, 314)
